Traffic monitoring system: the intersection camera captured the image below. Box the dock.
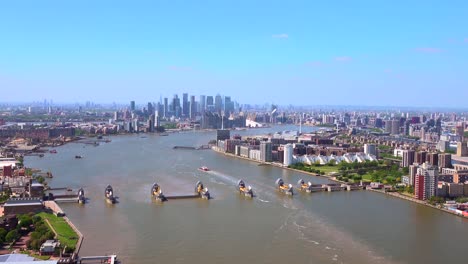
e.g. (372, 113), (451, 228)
(78, 255), (118, 264)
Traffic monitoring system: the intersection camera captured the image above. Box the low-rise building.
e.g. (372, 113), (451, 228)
(40, 240), (60, 255)
(3, 198), (43, 215)
(447, 183), (464, 198)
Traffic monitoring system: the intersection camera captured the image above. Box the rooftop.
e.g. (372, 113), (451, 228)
(4, 197), (43, 207)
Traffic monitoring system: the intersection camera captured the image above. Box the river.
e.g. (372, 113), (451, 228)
(25, 125), (468, 264)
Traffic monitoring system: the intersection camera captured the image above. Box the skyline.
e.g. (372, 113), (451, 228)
(1, 1), (468, 107)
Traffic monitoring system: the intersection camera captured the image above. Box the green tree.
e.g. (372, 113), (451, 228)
(0, 228), (7, 241)
(18, 215), (33, 229)
(5, 230), (19, 242)
(428, 196), (445, 205)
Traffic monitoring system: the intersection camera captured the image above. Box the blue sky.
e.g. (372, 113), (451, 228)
(0, 0), (467, 107)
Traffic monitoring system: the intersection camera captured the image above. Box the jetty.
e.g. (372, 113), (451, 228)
(78, 255), (119, 264)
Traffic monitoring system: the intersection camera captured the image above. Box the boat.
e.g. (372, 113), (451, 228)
(105, 185), (116, 204)
(49, 149), (57, 154)
(275, 178), (293, 195)
(237, 179), (253, 198)
(198, 166), (210, 172)
(39, 154), (44, 158)
(297, 179), (313, 193)
(195, 181), (210, 199)
(151, 183), (166, 201)
(77, 188), (86, 204)
(75, 155), (83, 159)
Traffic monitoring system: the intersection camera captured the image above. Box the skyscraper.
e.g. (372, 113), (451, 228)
(215, 94), (222, 113)
(147, 102), (153, 117)
(206, 96), (214, 111)
(130, 101), (135, 111)
(182, 93), (189, 117)
(224, 96), (234, 115)
(163, 98), (168, 118)
(199, 95), (206, 113)
(189, 95), (196, 120)
(172, 94), (181, 117)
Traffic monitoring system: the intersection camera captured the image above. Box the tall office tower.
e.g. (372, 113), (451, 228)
(113, 111), (118, 121)
(402, 150), (415, 167)
(215, 94), (223, 113)
(224, 96), (234, 116)
(199, 95), (206, 113)
(414, 162), (438, 200)
(182, 93), (189, 117)
(391, 120), (400, 135)
(172, 94), (181, 117)
(206, 96), (214, 110)
(189, 95), (196, 120)
(163, 98), (168, 118)
(130, 101), (135, 111)
(147, 102), (153, 117)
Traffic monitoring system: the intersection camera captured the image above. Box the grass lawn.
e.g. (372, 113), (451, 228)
(362, 173), (373, 181)
(29, 254), (51, 260)
(310, 165), (340, 173)
(37, 212), (78, 250)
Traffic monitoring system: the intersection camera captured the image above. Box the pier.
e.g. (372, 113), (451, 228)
(78, 255), (118, 264)
(173, 144), (212, 150)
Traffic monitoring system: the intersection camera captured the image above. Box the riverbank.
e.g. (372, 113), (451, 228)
(211, 147), (343, 183)
(368, 188), (468, 219)
(42, 201), (83, 254)
(212, 147), (468, 220)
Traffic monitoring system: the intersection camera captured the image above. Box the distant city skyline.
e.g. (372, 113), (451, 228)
(1, 1), (467, 107)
